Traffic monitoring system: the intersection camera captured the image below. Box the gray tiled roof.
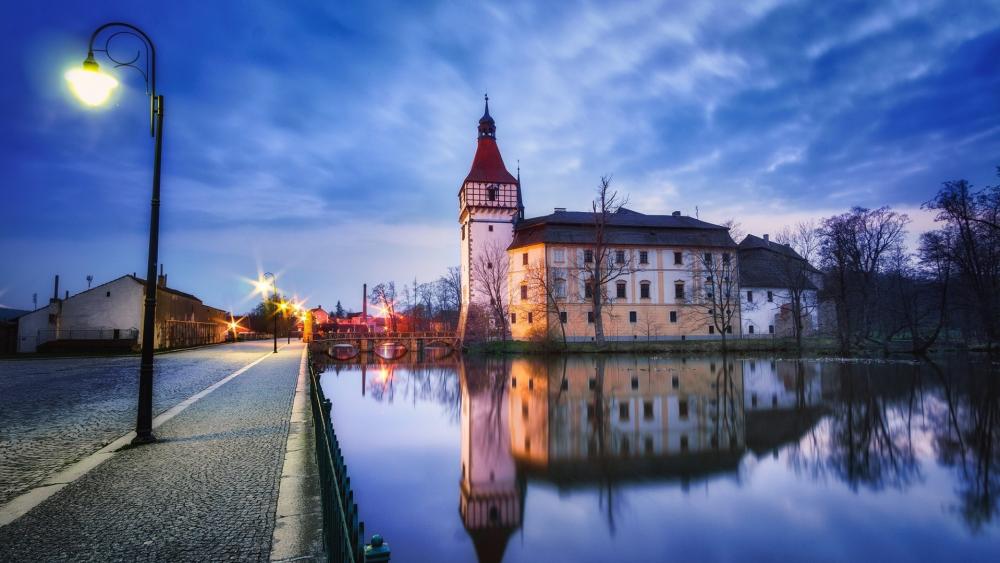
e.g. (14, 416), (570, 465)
(510, 208), (736, 249)
(738, 235), (820, 289)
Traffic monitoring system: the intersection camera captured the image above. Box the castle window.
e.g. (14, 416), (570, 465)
(629, 311), (637, 323)
(669, 311), (677, 323)
(106, 291), (111, 297)
(554, 278), (567, 299)
(723, 252), (731, 264)
(616, 281), (626, 299)
(643, 401), (654, 420)
(510, 313), (516, 324)
(639, 251), (648, 264)
(674, 283), (685, 299)
(584, 282), (593, 299)
(487, 186), (497, 201)
(703, 252), (713, 264)
(527, 312), (533, 324)
(746, 290), (753, 302)
(615, 250), (625, 264)
(559, 311), (567, 323)
(553, 248), (566, 262)
(640, 281), (650, 299)
(679, 399), (689, 419)
(488, 225), (493, 232)
(522, 252), (528, 265)
(749, 325), (755, 334)
(767, 291), (774, 302)
(520, 285), (528, 300)
(709, 325), (715, 334)
(619, 403), (630, 421)
(584, 249), (594, 263)
(674, 251), (683, 265)
(587, 311), (594, 324)
(769, 324), (775, 334)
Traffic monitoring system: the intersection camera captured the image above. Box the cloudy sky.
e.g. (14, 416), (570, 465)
(1, 0), (998, 313)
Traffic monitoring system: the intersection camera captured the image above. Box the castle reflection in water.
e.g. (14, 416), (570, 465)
(316, 351), (869, 562)
(456, 356), (830, 561)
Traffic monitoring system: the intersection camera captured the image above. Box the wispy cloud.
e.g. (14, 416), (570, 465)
(1, 0), (998, 309)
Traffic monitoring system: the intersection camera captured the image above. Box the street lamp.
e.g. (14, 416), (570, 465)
(67, 22), (163, 445)
(264, 272), (277, 353)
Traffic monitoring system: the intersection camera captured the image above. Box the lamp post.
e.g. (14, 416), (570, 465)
(264, 272), (277, 353)
(66, 22), (162, 445)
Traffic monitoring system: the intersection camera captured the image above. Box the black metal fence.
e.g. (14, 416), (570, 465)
(308, 354), (389, 562)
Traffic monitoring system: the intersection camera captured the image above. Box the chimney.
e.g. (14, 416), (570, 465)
(763, 234), (769, 241)
(157, 264), (167, 288)
(362, 283), (367, 324)
(65, 290), (69, 300)
(672, 211), (681, 216)
(51, 275), (60, 303)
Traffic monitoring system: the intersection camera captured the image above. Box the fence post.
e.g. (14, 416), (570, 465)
(364, 534), (391, 562)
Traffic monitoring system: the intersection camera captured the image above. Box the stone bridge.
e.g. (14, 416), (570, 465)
(309, 331), (460, 360)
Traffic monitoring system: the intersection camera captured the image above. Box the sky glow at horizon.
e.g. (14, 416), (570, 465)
(1, 0), (998, 313)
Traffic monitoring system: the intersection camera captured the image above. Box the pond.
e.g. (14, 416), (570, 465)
(315, 353), (1000, 562)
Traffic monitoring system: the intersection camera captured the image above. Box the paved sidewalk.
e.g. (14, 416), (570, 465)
(0, 342), (319, 562)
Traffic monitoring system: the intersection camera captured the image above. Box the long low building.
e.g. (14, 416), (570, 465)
(508, 208), (740, 342)
(17, 274), (227, 353)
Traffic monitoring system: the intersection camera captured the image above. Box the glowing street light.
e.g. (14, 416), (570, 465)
(65, 54), (118, 106)
(66, 22), (163, 445)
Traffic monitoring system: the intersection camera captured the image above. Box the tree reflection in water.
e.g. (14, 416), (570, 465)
(785, 361), (925, 492)
(930, 358), (1000, 532)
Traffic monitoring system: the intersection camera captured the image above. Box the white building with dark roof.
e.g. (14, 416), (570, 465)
(737, 234), (821, 337)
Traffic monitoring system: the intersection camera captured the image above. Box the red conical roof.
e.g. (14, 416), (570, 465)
(465, 137), (517, 184)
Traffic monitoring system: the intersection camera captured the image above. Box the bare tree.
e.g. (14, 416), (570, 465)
(369, 282), (398, 332)
(819, 206), (909, 353)
(722, 218), (745, 244)
(522, 259), (568, 347)
(776, 220), (820, 264)
(584, 176), (634, 346)
(685, 250), (740, 351)
(471, 240), (510, 340)
(923, 177), (1000, 346)
(773, 249), (821, 351)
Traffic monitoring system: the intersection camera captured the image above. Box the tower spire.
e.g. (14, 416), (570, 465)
(478, 93), (496, 139)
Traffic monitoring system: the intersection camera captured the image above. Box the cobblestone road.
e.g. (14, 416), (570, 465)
(0, 342), (304, 561)
(0, 341), (277, 506)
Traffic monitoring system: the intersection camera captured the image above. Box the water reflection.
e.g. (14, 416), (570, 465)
(313, 353), (1000, 561)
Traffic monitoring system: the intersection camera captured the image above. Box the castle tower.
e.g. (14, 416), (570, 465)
(458, 95), (523, 340)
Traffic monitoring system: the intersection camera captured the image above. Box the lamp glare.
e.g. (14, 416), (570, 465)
(66, 66), (118, 106)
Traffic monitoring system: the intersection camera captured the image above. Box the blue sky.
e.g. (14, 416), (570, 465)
(1, 0), (998, 313)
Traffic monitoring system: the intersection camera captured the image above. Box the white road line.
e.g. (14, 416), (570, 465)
(0, 343), (293, 528)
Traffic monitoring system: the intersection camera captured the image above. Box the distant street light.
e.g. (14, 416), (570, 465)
(66, 22), (163, 445)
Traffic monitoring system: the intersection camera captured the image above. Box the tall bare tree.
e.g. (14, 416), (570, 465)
(471, 240), (510, 340)
(584, 176), (634, 346)
(522, 259), (568, 347)
(819, 206), (909, 353)
(369, 282), (398, 332)
(684, 250), (740, 351)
